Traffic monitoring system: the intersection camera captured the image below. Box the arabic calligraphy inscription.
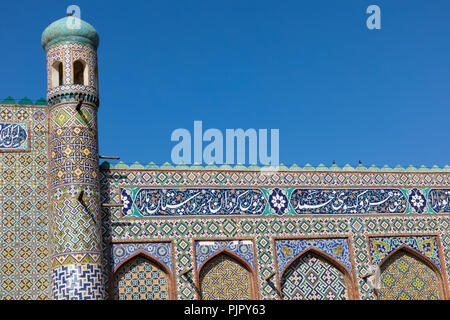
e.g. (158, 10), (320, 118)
(0, 122), (28, 151)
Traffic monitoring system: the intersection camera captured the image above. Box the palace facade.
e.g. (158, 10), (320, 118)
(0, 16), (449, 300)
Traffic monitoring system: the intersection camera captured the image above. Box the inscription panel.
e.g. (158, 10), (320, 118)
(290, 189), (407, 214)
(121, 187), (267, 217)
(118, 187), (450, 218)
(0, 122), (29, 151)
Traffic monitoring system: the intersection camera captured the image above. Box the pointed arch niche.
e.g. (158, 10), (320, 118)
(279, 248), (355, 300)
(197, 250), (258, 300)
(112, 252), (174, 300)
(375, 246), (447, 300)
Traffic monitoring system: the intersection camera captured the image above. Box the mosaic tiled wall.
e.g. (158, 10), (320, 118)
(0, 104), (49, 299)
(100, 167), (450, 300)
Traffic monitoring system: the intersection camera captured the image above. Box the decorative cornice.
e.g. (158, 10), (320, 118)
(99, 161), (450, 173)
(47, 91), (99, 107)
(1, 97), (47, 106)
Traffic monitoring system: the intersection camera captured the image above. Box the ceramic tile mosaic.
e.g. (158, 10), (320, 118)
(369, 235), (441, 269)
(121, 187), (267, 217)
(199, 254), (252, 300)
(280, 252), (349, 300)
(45, 38), (103, 299)
(274, 238), (352, 274)
(113, 256), (169, 300)
(290, 188), (407, 214)
(111, 242), (173, 273)
(51, 264), (103, 299)
(119, 187), (448, 217)
(428, 189), (450, 213)
(0, 104), (49, 300)
(195, 240), (255, 270)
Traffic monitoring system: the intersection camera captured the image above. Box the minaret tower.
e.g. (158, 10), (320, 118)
(42, 15), (103, 299)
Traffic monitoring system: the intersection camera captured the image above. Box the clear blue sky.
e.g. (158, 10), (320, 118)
(1, 0), (449, 168)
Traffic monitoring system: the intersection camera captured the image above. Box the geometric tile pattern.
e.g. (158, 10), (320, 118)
(378, 250), (440, 300)
(111, 242), (173, 273)
(46, 39), (102, 300)
(50, 194), (102, 255)
(48, 125), (98, 188)
(52, 105), (95, 129)
(199, 254), (252, 300)
(195, 240), (255, 270)
(275, 238), (352, 274)
(280, 252), (349, 300)
(0, 105), (49, 300)
(101, 166), (450, 187)
(51, 264), (103, 300)
(112, 257), (169, 300)
(46, 42), (98, 95)
(51, 252), (102, 269)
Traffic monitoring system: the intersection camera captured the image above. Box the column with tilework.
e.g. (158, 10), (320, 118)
(42, 15), (104, 299)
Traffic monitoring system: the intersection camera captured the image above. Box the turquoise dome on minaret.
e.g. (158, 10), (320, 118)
(41, 16), (99, 51)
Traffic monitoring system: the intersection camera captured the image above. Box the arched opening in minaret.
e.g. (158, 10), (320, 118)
(51, 61), (63, 88)
(73, 59), (88, 85)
